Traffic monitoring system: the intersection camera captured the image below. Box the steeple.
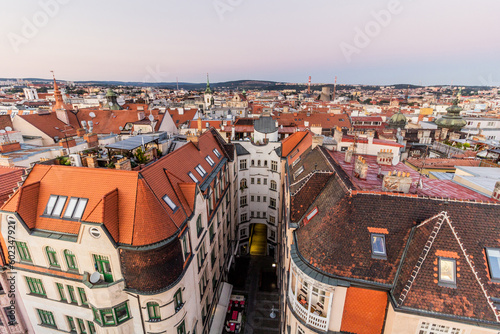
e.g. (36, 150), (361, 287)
(205, 73), (212, 94)
(51, 71), (65, 111)
(435, 88), (466, 131)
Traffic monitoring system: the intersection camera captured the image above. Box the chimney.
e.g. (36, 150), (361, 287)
(0, 155), (14, 167)
(138, 111), (145, 120)
(334, 126), (343, 144)
(187, 131), (199, 148)
(345, 147), (353, 163)
(312, 135), (323, 149)
(55, 109), (70, 125)
(58, 137), (76, 148)
(0, 141), (21, 153)
(197, 117), (202, 134)
(115, 157), (132, 171)
(376, 149), (394, 166)
(84, 133), (99, 148)
(493, 181), (500, 201)
(76, 128), (86, 137)
(178, 107), (184, 115)
(86, 154), (98, 168)
(354, 156), (368, 179)
(382, 171), (412, 193)
(367, 130), (374, 145)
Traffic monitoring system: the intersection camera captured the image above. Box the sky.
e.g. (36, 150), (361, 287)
(1, 0), (500, 86)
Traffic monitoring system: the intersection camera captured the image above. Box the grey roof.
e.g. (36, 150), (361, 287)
(234, 143), (250, 156)
(428, 172), (454, 180)
(106, 135), (158, 151)
(254, 116), (277, 134)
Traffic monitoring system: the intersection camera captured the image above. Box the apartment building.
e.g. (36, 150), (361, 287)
(0, 129), (237, 334)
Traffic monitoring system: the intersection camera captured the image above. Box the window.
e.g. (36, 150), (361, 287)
(115, 303), (130, 323)
(418, 321), (463, 334)
(292, 157), (301, 167)
(147, 302), (161, 321)
(195, 164), (207, 177)
(251, 177), (255, 184)
(250, 211), (255, 218)
(486, 248), (500, 282)
(271, 160), (278, 172)
(270, 197), (276, 209)
(174, 289), (183, 311)
(256, 196), (260, 202)
(4, 306), (15, 325)
(263, 178), (267, 185)
(294, 166), (304, 178)
(101, 309), (115, 326)
(371, 234), (386, 258)
(87, 321), (96, 334)
(188, 171), (199, 183)
(240, 178), (247, 189)
(56, 283), (66, 301)
(240, 195), (247, 207)
(240, 213), (247, 222)
(263, 212), (266, 218)
(44, 195), (67, 217)
(25, 277), (46, 296)
(209, 224), (215, 243)
(258, 160), (261, 166)
(240, 229), (247, 238)
(256, 212), (260, 218)
(251, 160), (255, 166)
(270, 230), (276, 241)
(306, 207), (318, 221)
(177, 320), (186, 334)
(196, 215), (203, 236)
(78, 287), (88, 306)
(162, 195), (178, 212)
(206, 155), (215, 166)
(251, 195), (255, 202)
(37, 309), (56, 327)
(240, 159), (247, 170)
(63, 197), (88, 219)
(67, 285), (77, 304)
(64, 250), (78, 271)
(46, 246), (60, 267)
(263, 196), (266, 202)
(181, 234), (190, 260)
(213, 148), (221, 158)
(439, 258), (456, 286)
(257, 178), (261, 185)
(270, 180), (277, 191)
(77, 318), (87, 334)
(67, 316), (76, 332)
(93, 254), (113, 283)
(297, 325), (306, 334)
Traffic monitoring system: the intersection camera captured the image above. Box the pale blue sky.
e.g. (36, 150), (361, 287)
(1, 0), (499, 85)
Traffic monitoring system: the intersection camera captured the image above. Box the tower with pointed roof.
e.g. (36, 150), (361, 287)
(204, 73), (213, 112)
(103, 88), (123, 110)
(51, 71), (65, 112)
(435, 89), (466, 132)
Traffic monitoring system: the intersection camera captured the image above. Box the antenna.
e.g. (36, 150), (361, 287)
(176, 77), (179, 90)
(308, 76), (311, 94)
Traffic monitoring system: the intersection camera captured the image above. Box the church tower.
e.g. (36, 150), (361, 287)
(204, 73), (213, 112)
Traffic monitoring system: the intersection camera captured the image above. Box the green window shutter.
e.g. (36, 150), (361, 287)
(67, 286), (77, 304)
(46, 246), (59, 267)
(78, 287), (88, 305)
(16, 242), (31, 262)
(64, 250), (78, 270)
(56, 283), (66, 301)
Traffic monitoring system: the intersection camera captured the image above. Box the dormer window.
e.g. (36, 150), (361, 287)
(63, 197), (88, 220)
(293, 166), (304, 179)
(205, 156), (215, 167)
(438, 258), (456, 287)
(371, 234), (386, 259)
(486, 248), (500, 282)
(195, 164), (206, 178)
(213, 149), (221, 158)
(188, 172), (199, 183)
(162, 195), (178, 212)
(44, 195), (67, 217)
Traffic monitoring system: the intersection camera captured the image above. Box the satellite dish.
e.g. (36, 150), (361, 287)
(148, 114), (154, 122)
(90, 271), (101, 284)
(119, 126), (123, 131)
(0, 130), (5, 134)
(5, 126), (12, 131)
(89, 112), (96, 118)
(109, 102), (113, 106)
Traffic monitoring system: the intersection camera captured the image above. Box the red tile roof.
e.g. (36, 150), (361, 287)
(340, 287), (387, 334)
(77, 108), (164, 134)
(18, 112), (79, 139)
(0, 166), (24, 205)
(281, 131), (312, 157)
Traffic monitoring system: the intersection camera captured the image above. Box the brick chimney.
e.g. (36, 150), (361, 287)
(382, 171), (412, 193)
(76, 128), (86, 137)
(333, 126), (343, 145)
(115, 157), (132, 171)
(59, 137), (76, 148)
(377, 149), (394, 166)
(85, 154), (98, 168)
(0, 141), (21, 153)
(187, 131), (199, 148)
(138, 111), (145, 120)
(84, 133), (99, 148)
(354, 156), (368, 179)
(493, 181), (500, 201)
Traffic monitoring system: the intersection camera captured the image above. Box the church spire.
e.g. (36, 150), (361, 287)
(51, 70), (65, 111)
(205, 73), (212, 94)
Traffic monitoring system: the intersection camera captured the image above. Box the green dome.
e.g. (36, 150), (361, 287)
(435, 101), (466, 131)
(388, 111), (407, 129)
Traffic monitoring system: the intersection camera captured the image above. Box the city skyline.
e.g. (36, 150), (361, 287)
(2, 0), (500, 85)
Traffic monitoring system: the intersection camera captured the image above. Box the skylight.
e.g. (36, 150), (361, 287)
(213, 149), (221, 158)
(438, 258), (456, 286)
(44, 195), (67, 217)
(293, 166), (304, 178)
(486, 248), (500, 282)
(371, 234), (386, 258)
(162, 195), (178, 212)
(306, 207), (318, 221)
(205, 156), (215, 167)
(63, 197), (88, 220)
(195, 164), (206, 178)
(188, 172), (199, 183)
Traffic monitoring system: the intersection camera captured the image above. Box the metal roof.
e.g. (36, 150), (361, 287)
(254, 116), (277, 134)
(105, 135), (158, 151)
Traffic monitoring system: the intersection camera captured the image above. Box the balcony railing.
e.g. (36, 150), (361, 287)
(290, 295), (328, 331)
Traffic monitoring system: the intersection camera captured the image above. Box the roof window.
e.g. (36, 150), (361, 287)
(44, 195), (67, 217)
(162, 195), (178, 212)
(213, 149), (221, 158)
(371, 234), (387, 259)
(195, 164), (206, 178)
(63, 197), (88, 220)
(486, 248), (500, 282)
(188, 171), (199, 183)
(205, 155), (215, 167)
(438, 257), (456, 287)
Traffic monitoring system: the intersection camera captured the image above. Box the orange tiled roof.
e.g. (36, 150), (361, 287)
(0, 166), (24, 205)
(282, 131), (309, 157)
(340, 287), (387, 334)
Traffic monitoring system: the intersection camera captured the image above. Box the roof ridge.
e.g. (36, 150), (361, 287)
(398, 212), (448, 306)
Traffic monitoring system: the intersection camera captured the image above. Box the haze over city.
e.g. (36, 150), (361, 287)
(2, 0), (500, 85)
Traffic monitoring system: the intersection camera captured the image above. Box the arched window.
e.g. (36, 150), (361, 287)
(240, 178), (247, 189)
(46, 246), (59, 267)
(64, 250), (78, 271)
(147, 302), (161, 321)
(270, 180), (277, 191)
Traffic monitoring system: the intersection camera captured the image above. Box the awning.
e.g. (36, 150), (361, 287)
(209, 282), (233, 334)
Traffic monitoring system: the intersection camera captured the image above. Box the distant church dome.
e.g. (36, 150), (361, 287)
(435, 92), (466, 131)
(388, 110), (407, 129)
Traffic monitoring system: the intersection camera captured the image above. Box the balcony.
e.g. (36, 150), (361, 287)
(288, 265), (333, 331)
